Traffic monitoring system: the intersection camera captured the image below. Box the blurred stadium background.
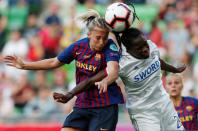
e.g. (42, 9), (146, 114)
(0, 0), (198, 130)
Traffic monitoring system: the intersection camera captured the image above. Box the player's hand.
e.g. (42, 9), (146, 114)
(3, 55), (24, 69)
(95, 79), (108, 94)
(175, 64), (186, 73)
(53, 92), (74, 104)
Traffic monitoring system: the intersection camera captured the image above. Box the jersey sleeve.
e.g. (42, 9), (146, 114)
(147, 40), (160, 57)
(57, 43), (76, 64)
(103, 39), (120, 62)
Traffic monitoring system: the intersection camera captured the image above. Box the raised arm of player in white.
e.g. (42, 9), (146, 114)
(159, 58), (186, 73)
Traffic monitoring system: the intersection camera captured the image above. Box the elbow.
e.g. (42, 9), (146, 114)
(50, 58), (62, 69)
(106, 61), (119, 80)
(88, 79), (95, 87)
(113, 67), (119, 79)
(109, 71), (118, 81)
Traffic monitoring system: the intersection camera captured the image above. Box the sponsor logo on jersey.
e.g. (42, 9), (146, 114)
(134, 60), (160, 83)
(110, 52), (119, 58)
(180, 115), (193, 122)
(76, 61), (97, 71)
(110, 44), (118, 51)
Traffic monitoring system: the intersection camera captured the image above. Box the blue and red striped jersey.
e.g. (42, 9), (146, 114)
(57, 38), (124, 108)
(174, 97), (198, 130)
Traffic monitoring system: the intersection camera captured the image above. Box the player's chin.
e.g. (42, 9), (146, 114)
(139, 52), (149, 59)
(95, 47), (103, 51)
(170, 92), (178, 96)
(141, 55), (149, 59)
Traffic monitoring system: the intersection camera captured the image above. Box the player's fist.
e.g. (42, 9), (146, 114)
(53, 92), (74, 104)
(175, 64), (186, 73)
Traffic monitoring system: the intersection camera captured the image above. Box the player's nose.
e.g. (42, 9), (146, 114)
(142, 46), (149, 53)
(99, 39), (106, 46)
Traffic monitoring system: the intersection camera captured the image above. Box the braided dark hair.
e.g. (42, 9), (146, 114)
(121, 27), (143, 49)
(113, 2), (139, 53)
(125, 0), (140, 22)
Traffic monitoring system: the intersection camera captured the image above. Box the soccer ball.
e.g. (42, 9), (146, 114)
(105, 3), (134, 32)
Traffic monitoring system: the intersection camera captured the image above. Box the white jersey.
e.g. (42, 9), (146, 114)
(119, 40), (169, 114)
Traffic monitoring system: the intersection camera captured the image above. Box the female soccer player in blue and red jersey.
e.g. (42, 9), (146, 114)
(3, 9), (124, 131)
(166, 73), (198, 130)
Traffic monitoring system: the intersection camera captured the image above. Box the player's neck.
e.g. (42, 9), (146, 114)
(170, 96), (182, 107)
(89, 43), (94, 50)
(89, 42), (97, 51)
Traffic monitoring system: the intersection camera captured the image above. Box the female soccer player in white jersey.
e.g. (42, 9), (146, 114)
(118, 27), (185, 131)
(53, 27), (186, 131)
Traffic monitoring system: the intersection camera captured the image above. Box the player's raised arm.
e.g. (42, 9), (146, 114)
(3, 55), (64, 70)
(53, 69), (107, 103)
(159, 58), (186, 73)
(95, 61), (119, 94)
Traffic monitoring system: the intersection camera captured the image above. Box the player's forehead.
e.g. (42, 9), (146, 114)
(91, 26), (109, 34)
(133, 35), (147, 47)
(166, 75), (182, 82)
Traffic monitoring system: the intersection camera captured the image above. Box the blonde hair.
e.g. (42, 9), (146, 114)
(77, 9), (109, 31)
(165, 73), (183, 83)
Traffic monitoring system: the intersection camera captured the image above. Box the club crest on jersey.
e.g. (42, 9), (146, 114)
(151, 51), (157, 59)
(110, 44), (118, 51)
(95, 53), (101, 61)
(186, 106), (193, 112)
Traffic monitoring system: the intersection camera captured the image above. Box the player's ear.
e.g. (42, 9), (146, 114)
(87, 31), (91, 39)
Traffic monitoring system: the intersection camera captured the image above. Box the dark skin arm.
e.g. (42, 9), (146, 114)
(53, 70), (106, 103)
(53, 58), (186, 104)
(159, 58), (186, 73)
